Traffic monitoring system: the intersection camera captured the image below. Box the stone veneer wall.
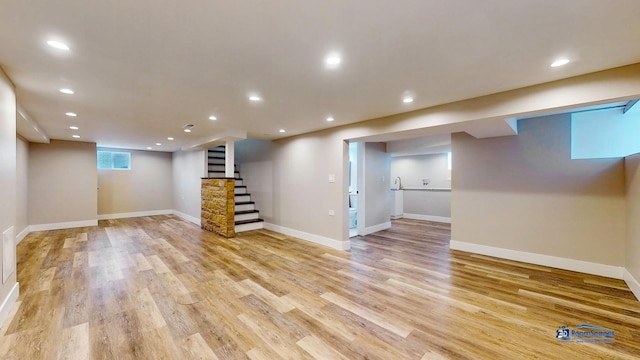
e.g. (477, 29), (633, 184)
(201, 178), (235, 238)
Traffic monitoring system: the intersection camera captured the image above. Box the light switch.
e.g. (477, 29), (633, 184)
(328, 210), (335, 216)
(328, 174), (335, 183)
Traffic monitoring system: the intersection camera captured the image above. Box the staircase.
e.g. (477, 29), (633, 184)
(208, 146), (264, 232)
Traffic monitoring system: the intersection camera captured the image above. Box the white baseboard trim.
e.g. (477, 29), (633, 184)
(16, 226), (30, 244)
(172, 210), (201, 226)
(450, 240), (624, 279)
(362, 222), (391, 236)
(623, 269), (640, 301)
(264, 223), (350, 250)
(403, 213), (451, 223)
(30, 220), (98, 232)
(0, 282), (19, 328)
(98, 209), (173, 220)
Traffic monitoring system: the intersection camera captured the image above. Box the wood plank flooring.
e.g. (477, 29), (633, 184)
(1, 216), (639, 359)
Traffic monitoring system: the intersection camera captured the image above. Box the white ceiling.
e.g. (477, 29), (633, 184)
(2, 0), (640, 152)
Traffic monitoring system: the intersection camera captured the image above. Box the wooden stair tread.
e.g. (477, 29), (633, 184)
(235, 210), (259, 215)
(234, 218), (264, 225)
(235, 201), (255, 205)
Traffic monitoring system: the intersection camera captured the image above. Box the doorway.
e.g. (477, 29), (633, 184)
(348, 142), (360, 237)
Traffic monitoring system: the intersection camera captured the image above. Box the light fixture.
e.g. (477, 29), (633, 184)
(551, 58), (570, 67)
(326, 116), (334, 122)
(155, 142), (161, 146)
(47, 40), (69, 51)
(72, 135), (80, 139)
(65, 112), (77, 117)
(326, 54), (341, 66)
(249, 95), (262, 102)
(59, 88), (74, 95)
(184, 129), (191, 133)
(147, 147), (152, 150)
(401, 90), (415, 104)
(183, 124), (194, 132)
(279, 129), (286, 133)
(69, 126), (79, 130)
(167, 137), (174, 141)
(209, 115), (217, 120)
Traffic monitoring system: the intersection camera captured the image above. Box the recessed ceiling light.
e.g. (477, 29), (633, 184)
(249, 95), (262, 102)
(47, 40), (69, 51)
(183, 124), (194, 132)
(65, 112), (77, 117)
(155, 143), (161, 146)
(326, 116), (334, 122)
(209, 115), (217, 120)
(167, 137), (174, 141)
(402, 97), (414, 103)
(69, 126), (79, 130)
(184, 129), (191, 133)
(72, 135), (80, 139)
(326, 55), (341, 66)
(59, 88), (74, 95)
(551, 58), (570, 67)
(279, 129), (286, 133)
(147, 147), (152, 150)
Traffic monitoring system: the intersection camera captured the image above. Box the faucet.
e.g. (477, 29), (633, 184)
(394, 176), (402, 190)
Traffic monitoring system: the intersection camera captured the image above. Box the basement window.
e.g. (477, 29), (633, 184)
(97, 151), (131, 170)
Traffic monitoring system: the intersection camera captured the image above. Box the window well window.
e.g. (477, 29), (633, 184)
(97, 151), (131, 170)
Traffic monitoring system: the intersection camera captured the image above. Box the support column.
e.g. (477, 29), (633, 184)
(225, 140), (235, 178)
(201, 178), (235, 238)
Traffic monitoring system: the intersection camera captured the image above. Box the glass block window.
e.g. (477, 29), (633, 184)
(97, 151), (131, 170)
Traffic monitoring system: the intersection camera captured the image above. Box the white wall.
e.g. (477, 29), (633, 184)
(625, 153), (640, 297)
(391, 153), (451, 189)
(363, 142), (391, 229)
(235, 139), (276, 222)
(98, 148), (172, 217)
(387, 134), (451, 157)
(0, 67), (18, 326)
(16, 137), (28, 240)
(272, 132), (347, 243)
(572, 107), (640, 159)
(28, 140), (98, 228)
(234, 131), (350, 249)
(390, 152), (452, 221)
(451, 114), (626, 267)
(172, 149), (206, 224)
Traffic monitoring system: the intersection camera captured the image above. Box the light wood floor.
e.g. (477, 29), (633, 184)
(1, 216), (639, 359)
